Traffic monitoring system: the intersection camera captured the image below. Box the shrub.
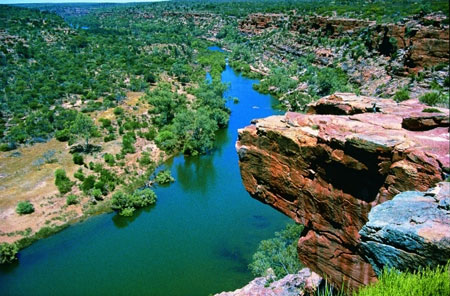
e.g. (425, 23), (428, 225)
(155, 170), (175, 185)
(419, 92), (444, 106)
(249, 223), (304, 280)
(0, 143), (16, 152)
(0, 242), (19, 264)
(91, 188), (103, 200)
(72, 153), (84, 165)
(81, 175), (96, 194)
(120, 207), (135, 217)
(99, 118), (112, 128)
(155, 130), (178, 152)
(113, 107), (124, 115)
(55, 129), (70, 142)
(131, 188), (157, 208)
(55, 169), (74, 194)
(143, 127), (157, 141)
(94, 180), (107, 194)
(393, 89), (410, 102)
(74, 168), (85, 181)
(66, 194), (79, 205)
(111, 188), (157, 216)
(121, 133), (136, 154)
(104, 153), (115, 166)
(16, 201), (35, 215)
(104, 134), (116, 142)
(138, 152), (153, 166)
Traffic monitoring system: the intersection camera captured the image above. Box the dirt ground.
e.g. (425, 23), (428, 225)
(0, 92), (165, 244)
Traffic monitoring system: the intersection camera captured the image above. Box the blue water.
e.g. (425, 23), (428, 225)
(0, 64), (289, 296)
(208, 46), (225, 53)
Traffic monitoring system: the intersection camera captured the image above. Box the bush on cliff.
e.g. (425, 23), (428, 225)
(393, 89), (410, 102)
(419, 92), (446, 107)
(249, 223), (304, 280)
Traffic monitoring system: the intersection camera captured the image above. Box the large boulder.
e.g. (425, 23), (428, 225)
(236, 93), (449, 290)
(360, 182), (450, 275)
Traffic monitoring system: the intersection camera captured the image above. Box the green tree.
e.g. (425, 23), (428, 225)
(249, 223), (304, 279)
(70, 113), (98, 150)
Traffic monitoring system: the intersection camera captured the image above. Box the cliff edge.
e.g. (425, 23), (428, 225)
(236, 93), (449, 290)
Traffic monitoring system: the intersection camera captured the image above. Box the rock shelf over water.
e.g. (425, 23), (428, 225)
(236, 93), (449, 290)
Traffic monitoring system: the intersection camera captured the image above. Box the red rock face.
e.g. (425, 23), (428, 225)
(236, 93), (449, 291)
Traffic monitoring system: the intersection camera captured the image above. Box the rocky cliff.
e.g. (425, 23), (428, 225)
(236, 93), (449, 290)
(240, 13), (449, 70)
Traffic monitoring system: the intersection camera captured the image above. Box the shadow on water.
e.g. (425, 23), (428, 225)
(250, 215), (271, 229)
(214, 243), (250, 274)
(112, 204), (156, 228)
(0, 259), (19, 273)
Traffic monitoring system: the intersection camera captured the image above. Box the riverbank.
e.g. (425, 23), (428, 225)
(0, 61), (291, 295)
(0, 91), (171, 249)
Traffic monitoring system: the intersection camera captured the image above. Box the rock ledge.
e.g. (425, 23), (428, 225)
(236, 93), (449, 290)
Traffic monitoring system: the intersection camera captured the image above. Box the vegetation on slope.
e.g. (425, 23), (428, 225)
(249, 223), (304, 280)
(318, 262), (450, 296)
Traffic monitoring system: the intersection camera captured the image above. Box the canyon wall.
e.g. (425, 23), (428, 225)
(236, 93), (449, 290)
(240, 13), (449, 70)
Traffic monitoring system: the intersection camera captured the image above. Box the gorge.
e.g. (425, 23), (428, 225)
(1, 1), (449, 295)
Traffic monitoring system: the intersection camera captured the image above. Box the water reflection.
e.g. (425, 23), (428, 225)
(174, 155), (217, 195)
(112, 204), (156, 228)
(213, 128), (230, 156)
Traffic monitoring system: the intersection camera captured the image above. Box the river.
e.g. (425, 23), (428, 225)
(0, 55), (290, 296)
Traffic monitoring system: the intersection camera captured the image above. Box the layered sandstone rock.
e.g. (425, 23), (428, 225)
(215, 268), (322, 296)
(236, 93), (449, 290)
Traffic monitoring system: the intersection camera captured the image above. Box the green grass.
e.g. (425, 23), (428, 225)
(16, 224), (70, 250)
(422, 107), (443, 113)
(315, 262), (450, 296)
(357, 263), (450, 296)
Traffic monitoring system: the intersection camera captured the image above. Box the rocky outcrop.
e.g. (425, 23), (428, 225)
(215, 268), (322, 296)
(239, 13), (449, 69)
(236, 93), (449, 290)
(239, 13), (287, 34)
(360, 182), (450, 275)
